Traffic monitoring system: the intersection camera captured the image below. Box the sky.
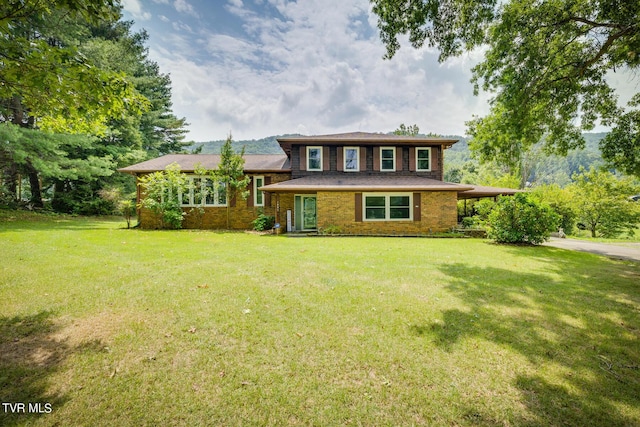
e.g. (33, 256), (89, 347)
(120, 0), (635, 143)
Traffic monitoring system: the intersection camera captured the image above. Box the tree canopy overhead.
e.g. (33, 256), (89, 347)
(371, 0), (640, 176)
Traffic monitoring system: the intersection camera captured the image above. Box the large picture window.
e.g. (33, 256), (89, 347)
(344, 147), (359, 171)
(179, 176), (226, 207)
(380, 147), (395, 171)
(307, 146), (322, 171)
(364, 193), (412, 221)
(416, 148), (431, 171)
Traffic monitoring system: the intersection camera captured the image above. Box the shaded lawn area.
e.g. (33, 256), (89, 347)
(1, 213), (639, 426)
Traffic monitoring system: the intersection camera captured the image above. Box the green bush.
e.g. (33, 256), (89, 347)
(252, 213), (275, 231)
(461, 217), (476, 228)
(487, 193), (559, 245)
(320, 225), (343, 235)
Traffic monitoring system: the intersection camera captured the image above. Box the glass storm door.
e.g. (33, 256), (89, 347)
(295, 195), (317, 231)
(302, 196), (317, 230)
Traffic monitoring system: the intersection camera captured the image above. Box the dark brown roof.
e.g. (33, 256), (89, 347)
(118, 154), (290, 174)
(277, 132), (458, 155)
(457, 185), (523, 199)
(260, 175), (474, 192)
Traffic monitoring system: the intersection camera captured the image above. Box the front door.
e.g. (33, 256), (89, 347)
(295, 195), (317, 231)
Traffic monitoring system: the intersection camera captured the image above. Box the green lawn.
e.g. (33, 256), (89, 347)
(1, 211), (639, 426)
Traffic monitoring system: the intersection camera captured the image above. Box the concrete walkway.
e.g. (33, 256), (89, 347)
(543, 237), (640, 262)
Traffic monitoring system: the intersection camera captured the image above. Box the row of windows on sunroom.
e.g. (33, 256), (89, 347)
(176, 176), (265, 207)
(306, 146), (431, 172)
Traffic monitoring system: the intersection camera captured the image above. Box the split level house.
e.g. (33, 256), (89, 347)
(119, 132), (518, 234)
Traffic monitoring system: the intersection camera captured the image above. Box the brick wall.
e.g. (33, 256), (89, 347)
(316, 191), (457, 235)
(138, 172), (293, 230)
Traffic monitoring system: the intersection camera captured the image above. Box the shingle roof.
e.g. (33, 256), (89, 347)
(260, 175), (474, 192)
(118, 154), (290, 174)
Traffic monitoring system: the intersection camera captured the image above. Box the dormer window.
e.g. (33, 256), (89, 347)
(307, 146), (322, 171)
(344, 147), (359, 172)
(416, 147), (431, 171)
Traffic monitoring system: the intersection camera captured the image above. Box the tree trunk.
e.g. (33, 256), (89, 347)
(25, 162), (43, 208)
(590, 226), (597, 238)
(4, 162), (19, 203)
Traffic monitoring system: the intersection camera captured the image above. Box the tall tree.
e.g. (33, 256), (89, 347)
(0, 0), (148, 207)
(371, 0), (640, 176)
(49, 19), (189, 213)
(211, 134), (250, 229)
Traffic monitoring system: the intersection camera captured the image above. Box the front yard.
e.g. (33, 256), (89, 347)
(1, 212), (639, 426)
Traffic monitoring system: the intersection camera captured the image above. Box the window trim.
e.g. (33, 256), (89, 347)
(363, 192), (413, 221)
(179, 175), (226, 207)
(306, 146), (323, 171)
(343, 146), (360, 172)
(416, 147), (432, 172)
(380, 147), (396, 172)
(253, 175), (264, 207)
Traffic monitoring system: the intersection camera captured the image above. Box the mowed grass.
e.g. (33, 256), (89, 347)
(1, 212), (639, 426)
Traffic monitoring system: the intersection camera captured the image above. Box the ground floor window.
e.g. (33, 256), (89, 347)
(180, 176), (226, 207)
(363, 193), (412, 221)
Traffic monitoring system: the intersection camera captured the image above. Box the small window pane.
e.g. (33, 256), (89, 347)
(390, 208), (410, 219)
(366, 208), (386, 219)
(366, 196), (385, 207)
(381, 149), (394, 171)
(217, 183), (227, 205)
(390, 196), (409, 207)
(345, 148), (358, 170)
(255, 177), (264, 205)
(308, 148), (321, 170)
(193, 178), (203, 205)
(417, 149), (430, 170)
(205, 179), (217, 205)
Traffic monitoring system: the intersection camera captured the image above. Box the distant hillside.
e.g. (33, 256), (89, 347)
(188, 135), (296, 155)
(442, 133), (608, 187)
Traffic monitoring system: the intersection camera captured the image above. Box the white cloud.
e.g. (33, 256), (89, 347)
(121, 0), (151, 21)
(146, 0), (490, 141)
(174, 0), (197, 16)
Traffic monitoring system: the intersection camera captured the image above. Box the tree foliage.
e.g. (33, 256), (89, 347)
(393, 123), (420, 136)
(487, 193), (560, 245)
(138, 162), (188, 229)
(211, 134), (250, 229)
(0, 2), (188, 212)
(567, 167), (640, 237)
(0, 0), (147, 134)
(371, 0), (640, 176)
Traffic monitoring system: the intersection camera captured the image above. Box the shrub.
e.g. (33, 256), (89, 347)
(320, 225), (343, 235)
(252, 213), (275, 231)
(138, 163), (188, 229)
(461, 217), (476, 228)
(487, 193), (559, 245)
(118, 199), (136, 229)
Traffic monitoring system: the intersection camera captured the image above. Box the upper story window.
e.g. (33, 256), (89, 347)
(416, 148), (431, 171)
(307, 146), (322, 171)
(253, 176), (264, 206)
(380, 147), (395, 172)
(344, 147), (359, 172)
